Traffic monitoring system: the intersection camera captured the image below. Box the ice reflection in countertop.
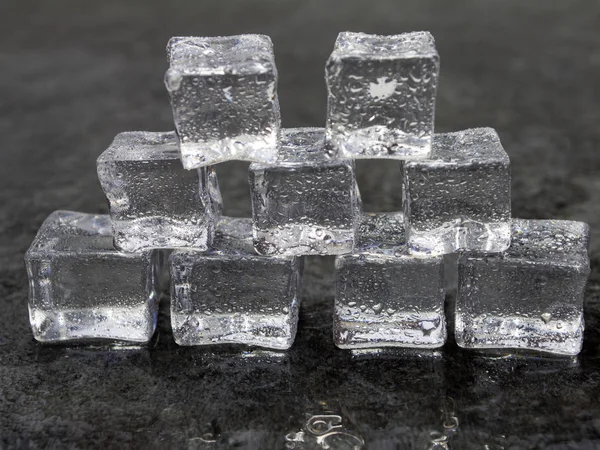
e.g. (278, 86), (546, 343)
(19, 253), (596, 449)
(285, 414), (364, 449)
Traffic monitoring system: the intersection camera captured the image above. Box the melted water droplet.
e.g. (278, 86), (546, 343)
(541, 312), (552, 324)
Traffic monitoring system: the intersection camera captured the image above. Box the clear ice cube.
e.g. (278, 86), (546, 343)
(334, 212), (446, 349)
(249, 127), (361, 256)
(25, 211), (160, 343)
(403, 127), (511, 256)
(325, 31), (439, 160)
(169, 217), (302, 349)
(165, 35), (281, 169)
(97, 131), (221, 252)
(455, 219), (590, 356)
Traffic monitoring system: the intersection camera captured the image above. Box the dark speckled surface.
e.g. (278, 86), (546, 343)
(1, 1), (600, 448)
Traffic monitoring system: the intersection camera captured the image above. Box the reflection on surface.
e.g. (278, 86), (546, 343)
(33, 341), (152, 365)
(448, 352), (584, 449)
(313, 347), (452, 448)
(349, 347), (443, 360)
(20, 260), (600, 450)
(285, 414), (365, 449)
(429, 396), (459, 450)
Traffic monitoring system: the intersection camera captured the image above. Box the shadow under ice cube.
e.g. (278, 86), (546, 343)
(165, 35), (281, 169)
(97, 131), (221, 252)
(249, 128), (360, 256)
(403, 127), (511, 256)
(334, 212), (446, 349)
(456, 219), (590, 356)
(325, 31), (439, 160)
(25, 211), (160, 343)
(169, 217), (301, 349)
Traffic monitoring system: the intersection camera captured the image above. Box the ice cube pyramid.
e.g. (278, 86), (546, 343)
(24, 32), (590, 356)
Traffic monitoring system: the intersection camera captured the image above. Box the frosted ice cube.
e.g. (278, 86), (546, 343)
(325, 31), (439, 160)
(334, 212), (446, 349)
(455, 219), (590, 356)
(249, 128), (361, 256)
(25, 211), (160, 343)
(169, 217), (302, 350)
(403, 128), (511, 256)
(97, 131), (221, 252)
(165, 35), (280, 169)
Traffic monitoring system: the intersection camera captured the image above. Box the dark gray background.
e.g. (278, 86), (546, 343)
(1, 1), (600, 448)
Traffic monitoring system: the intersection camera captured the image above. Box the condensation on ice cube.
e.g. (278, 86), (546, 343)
(325, 31), (439, 160)
(403, 127), (511, 256)
(165, 35), (281, 169)
(334, 212), (446, 349)
(249, 127), (361, 256)
(97, 131), (221, 252)
(169, 217), (302, 350)
(25, 211), (160, 343)
(455, 219), (590, 356)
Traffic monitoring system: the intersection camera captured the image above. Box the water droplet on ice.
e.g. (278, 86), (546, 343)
(164, 69), (183, 91)
(541, 312), (551, 324)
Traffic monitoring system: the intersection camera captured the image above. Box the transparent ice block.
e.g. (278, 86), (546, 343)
(325, 31), (439, 160)
(25, 211), (160, 343)
(455, 219), (590, 356)
(165, 35), (281, 169)
(169, 217), (302, 349)
(334, 212), (446, 349)
(249, 128), (361, 256)
(403, 128), (511, 256)
(97, 131), (221, 252)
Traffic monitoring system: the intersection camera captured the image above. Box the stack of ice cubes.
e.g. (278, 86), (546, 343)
(25, 32), (590, 356)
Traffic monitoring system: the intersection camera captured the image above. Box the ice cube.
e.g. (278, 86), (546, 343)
(165, 35), (281, 169)
(455, 219), (590, 356)
(334, 212), (446, 349)
(169, 217), (302, 350)
(25, 211), (160, 343)
(249, 127), (361, 256)
(325, 31), (439, 160)
(403, 127), (511, 256)
(97, 131), (221, 252)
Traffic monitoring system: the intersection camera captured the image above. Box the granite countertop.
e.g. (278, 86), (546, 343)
(1, 1), (600, 448)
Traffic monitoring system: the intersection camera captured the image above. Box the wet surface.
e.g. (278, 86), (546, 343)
(1, 1), (600, 448)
